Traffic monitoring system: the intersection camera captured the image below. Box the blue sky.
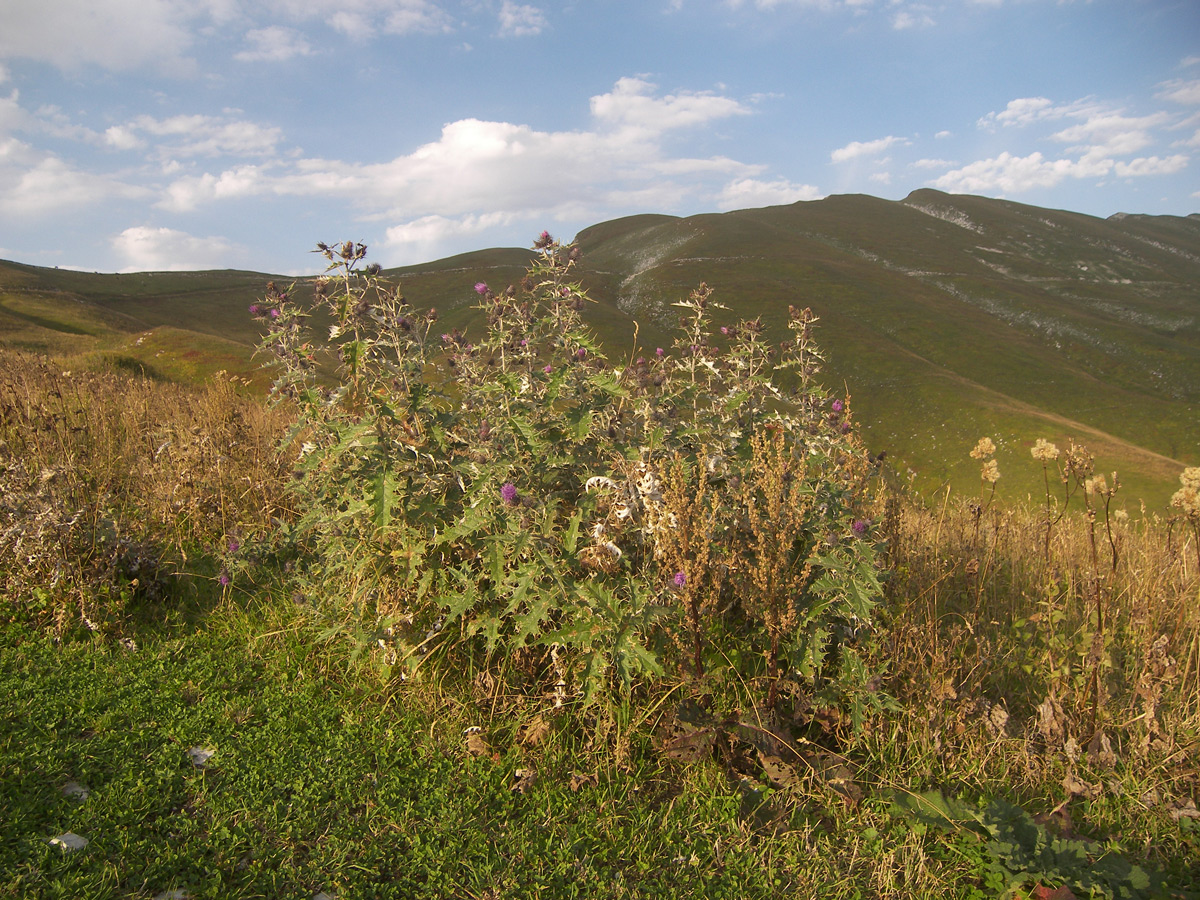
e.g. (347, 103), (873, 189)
(1, 0), (1197, 274)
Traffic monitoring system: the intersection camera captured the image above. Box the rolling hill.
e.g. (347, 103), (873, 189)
(2, 189), (1196, 507)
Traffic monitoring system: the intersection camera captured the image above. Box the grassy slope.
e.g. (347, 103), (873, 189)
(1, 190), (1196, 506)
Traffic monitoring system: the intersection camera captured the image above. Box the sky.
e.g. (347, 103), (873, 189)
(1, 0), (1198, 275)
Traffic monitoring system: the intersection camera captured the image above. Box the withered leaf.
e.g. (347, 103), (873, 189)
(510, 767), (536, 794)
(659, 726), (718, 762)
(517, 715), (551, 747)
(466, 732), (492, 758)
(569, 771), (597, 792)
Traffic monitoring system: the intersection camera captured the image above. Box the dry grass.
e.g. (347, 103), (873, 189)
(0, 349), (290, 631)
(871, 476), (1199, 862)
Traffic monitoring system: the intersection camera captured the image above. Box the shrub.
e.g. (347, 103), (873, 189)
(256, 236), (885, 716)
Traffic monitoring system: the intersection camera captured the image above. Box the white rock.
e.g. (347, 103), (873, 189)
(187, 746), (215, 768)
(61, 781), (90, 800)
(153, 890), (189, 900)
(49, 832), (88, 850)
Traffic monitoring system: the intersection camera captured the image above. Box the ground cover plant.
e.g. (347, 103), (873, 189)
(0, 235), (1197, 899)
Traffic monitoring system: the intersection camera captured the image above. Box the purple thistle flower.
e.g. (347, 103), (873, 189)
(543, 364), (553, 374)
(575, 348), (587, 359)
(228, 538), (240, 553)
(268, 308), (280, 320)
(852, 519), (870, 535)
(500, 482), (518, 505)
(673, 571), (687, 588)
(831, 399), (844, 413)
(655, 347), (664, 358)
(218, 570), (231, 587)
(474, 282), (489, 295)
(248, 304), (261, 316)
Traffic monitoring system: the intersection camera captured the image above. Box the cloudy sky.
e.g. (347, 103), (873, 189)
(1, 0), (1197, 274)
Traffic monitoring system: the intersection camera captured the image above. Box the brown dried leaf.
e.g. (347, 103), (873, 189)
(466, 731), (492, 758)
(658, 726), (718, 762)
(1167, 798), (1200, 821)
(569, 772), (597, 792)
(517, 715), (551, 747)
(510, 767), (536, 794)
(756, 750), (799, 788)
(1087, 730), (1117, 770)
(1062, 773), (1101, 800)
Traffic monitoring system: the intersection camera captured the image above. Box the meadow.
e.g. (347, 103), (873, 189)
(1, 234), (1198, 899)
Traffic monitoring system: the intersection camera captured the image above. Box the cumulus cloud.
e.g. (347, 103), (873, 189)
(111, 225), (238, 272)
(716, 177), (821, 210)
(590, 77), (750, 140)
(497, 2), (547, 37)
(1112, 155), (1189, 177)
(1050, 111), (1167, 156)
(931, 151), (1082, 193)
(235, 26), (314, 62)
(146, 79), (765, 260)
(830, 135), (907, 163)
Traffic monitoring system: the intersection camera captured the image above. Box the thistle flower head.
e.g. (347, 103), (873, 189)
(474, 282), (489, 295)
(1031, 438), (1060, 462)
(673, 571), (687, 588)
(500, 482), (518, 505)
(980, 459), (1001, 484)
(970, 437), (996, 460)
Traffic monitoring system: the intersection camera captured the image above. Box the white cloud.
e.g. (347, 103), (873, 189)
(0, 0), (198, 72)
(830, 135), (906, 163)
(1050, 111), (1167, 156)
(0, 139), (148, 216)
(893, 7), (934, 29)
(912, 158), (953, 170)
(304, 0), (454, 38)
(977, 96), (1103, 131)
(497, 2), (547, 37)
(1156, 78), (1200, 106)
(716, 177), (821, 210)
(382, 211), (516, 259)
(590, 77), (750, 140)
(111, 225), (238, 272)
(127, 114), (284, 158)
(158, 164), (266, 211)
(146, 79), (767, 262)
(235, 26), (314, 62)
(931, 151), (1083, 193)
(104, 125), (145, 151)
(1112, 155), (1188, 177)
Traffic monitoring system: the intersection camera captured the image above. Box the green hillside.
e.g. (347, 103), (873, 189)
(2, 189), (1196, 507)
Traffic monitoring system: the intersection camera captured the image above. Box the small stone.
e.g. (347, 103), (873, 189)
(187, 746), (215, 768)
(153, 890), (189, 900)
(49, 832), (88, 851)
(61, 781), (90, 800)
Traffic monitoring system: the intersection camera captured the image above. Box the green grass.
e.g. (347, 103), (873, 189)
(0, 602), (980, 900)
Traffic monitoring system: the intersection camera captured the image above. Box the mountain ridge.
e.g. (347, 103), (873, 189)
(1, 189), (1196, 506)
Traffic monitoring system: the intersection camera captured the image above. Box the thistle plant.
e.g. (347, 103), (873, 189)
(254, 234), (885, 716)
